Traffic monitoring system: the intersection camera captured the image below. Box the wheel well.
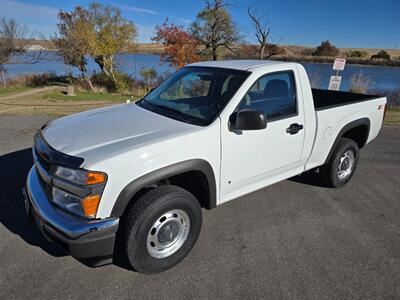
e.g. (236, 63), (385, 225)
(111, 159), (217, 218)
(119, 170), (212, 220)
(167, 170), (211, 209)
(323, 118), (370, 165)
(341, 124), (369, 148)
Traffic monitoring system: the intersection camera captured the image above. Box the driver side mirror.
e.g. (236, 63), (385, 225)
(229, 109), (267, 131)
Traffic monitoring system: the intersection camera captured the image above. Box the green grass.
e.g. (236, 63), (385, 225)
(0, 86), (32, 96)
(40, 90), (135, 102)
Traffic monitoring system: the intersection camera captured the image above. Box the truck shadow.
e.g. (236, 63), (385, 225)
(0, 148), (67, 257)
(289, 170), (331, 188)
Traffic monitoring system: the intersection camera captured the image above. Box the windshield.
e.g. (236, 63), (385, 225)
(137, 67), (250, 126)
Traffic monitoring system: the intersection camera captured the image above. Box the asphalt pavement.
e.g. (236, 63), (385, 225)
(0, 115), (399, 299)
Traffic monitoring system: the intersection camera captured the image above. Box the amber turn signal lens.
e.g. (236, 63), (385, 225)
(86, 171), (106, 185)
(82, 194), (101, 218)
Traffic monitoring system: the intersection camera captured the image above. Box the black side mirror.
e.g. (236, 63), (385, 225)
(229, 109), (267, 131)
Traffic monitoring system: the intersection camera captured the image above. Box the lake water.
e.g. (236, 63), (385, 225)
(4, 51), (400, 93)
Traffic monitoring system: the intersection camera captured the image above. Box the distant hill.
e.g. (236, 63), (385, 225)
(20, 39), (400, 62)
(17, 40), (400, 66)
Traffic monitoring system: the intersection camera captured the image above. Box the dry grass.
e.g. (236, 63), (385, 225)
(5, 73), (67, 87)
(134, 43), (164, 54)
(308, 70), (323, 88)
(349, 71), (375, 94)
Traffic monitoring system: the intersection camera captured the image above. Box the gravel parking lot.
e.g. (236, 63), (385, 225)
(1, 115), (399, 299)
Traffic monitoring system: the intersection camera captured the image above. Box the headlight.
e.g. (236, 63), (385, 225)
(53, 166), (107, 218)
(52, 187), (102, 218)
(55, 166), (106, 185)
(52, 187), (84, 216)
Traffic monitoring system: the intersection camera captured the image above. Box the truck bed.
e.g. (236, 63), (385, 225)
(312, 89), (378, 111)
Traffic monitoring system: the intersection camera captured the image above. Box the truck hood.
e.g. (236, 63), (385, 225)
(42, 103), (196, 159)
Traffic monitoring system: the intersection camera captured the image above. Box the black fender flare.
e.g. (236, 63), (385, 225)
(110, 159), (217, 217)
(323, 117), (370, 165)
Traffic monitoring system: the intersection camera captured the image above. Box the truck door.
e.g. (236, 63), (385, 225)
(220, 69), (306, 203)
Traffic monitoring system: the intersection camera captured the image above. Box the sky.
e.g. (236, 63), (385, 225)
(0, 0), (399, 49)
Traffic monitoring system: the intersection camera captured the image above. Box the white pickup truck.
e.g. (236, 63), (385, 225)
(25, 60), (386, 273)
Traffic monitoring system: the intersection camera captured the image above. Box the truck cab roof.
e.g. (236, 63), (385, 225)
(187, 59), (292, 72)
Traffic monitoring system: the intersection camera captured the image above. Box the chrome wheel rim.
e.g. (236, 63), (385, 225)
(337, 150), (355, 180)
(146, 209), (190, 259)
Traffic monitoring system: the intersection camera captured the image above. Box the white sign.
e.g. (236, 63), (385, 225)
(333, 58), (346, 71)
(328, 76), (342, 91)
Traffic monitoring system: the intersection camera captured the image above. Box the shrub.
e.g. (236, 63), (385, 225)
(370, 89), (400, 108)
(313, 40), (340, 57)
(347, 50), (368, 58)
(139, 67), (157, 90)
(91, 71), (133, 93)
(371, 50), (390, 60)
(349, 71), (374, 94)
(5, 73), (69, 87)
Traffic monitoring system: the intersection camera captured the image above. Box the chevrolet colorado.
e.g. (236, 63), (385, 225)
(25, 60), (386, 273)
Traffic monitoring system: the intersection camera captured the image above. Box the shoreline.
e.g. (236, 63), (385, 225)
(16, 50), (400, 68)
(271, 56), (400, 68)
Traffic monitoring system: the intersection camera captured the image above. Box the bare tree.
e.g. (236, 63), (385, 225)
(0, 17), (43, 87)
(247, 8), (284, 60)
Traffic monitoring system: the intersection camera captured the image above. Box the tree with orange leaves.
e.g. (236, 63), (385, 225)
(152, 21), (199, 70)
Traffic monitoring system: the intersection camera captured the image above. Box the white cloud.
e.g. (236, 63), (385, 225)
(170, 16), (192, 25)
(119, 5), (159, 16)
(0, 0), (59, 37)
(0, 0), (58, 19)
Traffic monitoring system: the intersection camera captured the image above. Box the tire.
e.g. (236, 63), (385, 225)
(122, 185), (202, 273)
(320, 138), (359, 188)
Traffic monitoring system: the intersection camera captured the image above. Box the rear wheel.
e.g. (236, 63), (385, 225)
(122, 185), (202, 273)
(320, 138), (359, 188)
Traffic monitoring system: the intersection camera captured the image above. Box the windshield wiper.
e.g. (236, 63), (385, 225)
(153, 103), (189, 122)
(141, 100), (188, 123)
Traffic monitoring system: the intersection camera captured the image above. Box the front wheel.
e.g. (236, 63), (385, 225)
(122, 185), (202, 273)
(320, 138), (359, 188)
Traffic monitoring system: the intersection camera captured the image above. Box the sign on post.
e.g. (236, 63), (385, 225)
(328, 58), (346, 90)
(333, 58), (346, 71)
(328, 76), (342, 91)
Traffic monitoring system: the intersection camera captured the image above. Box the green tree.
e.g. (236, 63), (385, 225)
(371, 50), (390, 60)
(53, 7), (95, 90)
(313, 40), (340, 57)
(139, 67), (157, 90)
(88, 3), (137, 83)
(56, 2), (137, 88)
(191, 0), (240, 60)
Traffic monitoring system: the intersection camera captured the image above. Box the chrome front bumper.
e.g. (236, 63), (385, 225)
(25, 167), (119, 259)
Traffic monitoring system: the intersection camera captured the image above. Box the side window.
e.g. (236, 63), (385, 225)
(237, 71), (297, 120)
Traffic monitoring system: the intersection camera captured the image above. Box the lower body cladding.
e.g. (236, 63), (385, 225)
(25, 167), (119, 265)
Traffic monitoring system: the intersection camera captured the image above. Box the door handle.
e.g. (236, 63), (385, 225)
(286, 123), (304, 135)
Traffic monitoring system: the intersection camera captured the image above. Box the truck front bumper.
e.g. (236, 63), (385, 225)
(25, 167), (119, 261)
